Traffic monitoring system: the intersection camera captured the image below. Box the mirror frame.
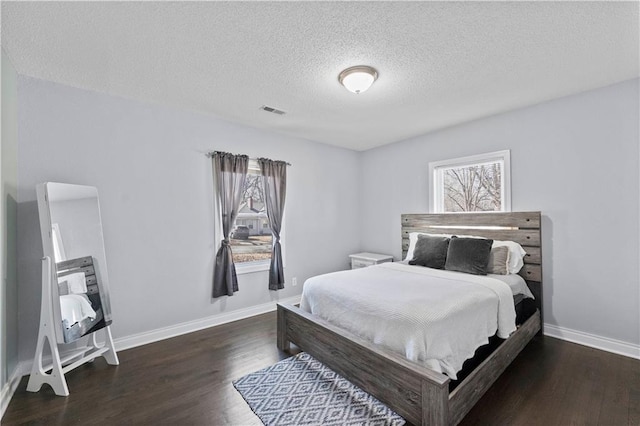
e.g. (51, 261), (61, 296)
(36, 182), (113, 344)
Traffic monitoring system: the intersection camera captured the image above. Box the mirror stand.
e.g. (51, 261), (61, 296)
(26, 256), (119, 396)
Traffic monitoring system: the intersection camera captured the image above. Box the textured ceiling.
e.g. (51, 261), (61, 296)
(2, 1), (638, 151)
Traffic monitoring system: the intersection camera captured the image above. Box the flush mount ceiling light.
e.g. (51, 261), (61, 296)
(338, 65), (378, 94)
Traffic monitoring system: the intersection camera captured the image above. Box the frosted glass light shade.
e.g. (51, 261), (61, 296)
(339, 66), (378, 94)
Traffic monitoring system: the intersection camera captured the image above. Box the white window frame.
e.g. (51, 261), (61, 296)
(429, 150), (511, 213)
(234, 160), (286, 275)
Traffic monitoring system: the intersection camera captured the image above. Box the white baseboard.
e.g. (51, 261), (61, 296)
(6, 296), (299, 418)
(13, 296), (301, 399)
(1, 364), (24, 420)
(8, 300), (635, 421)
(544, 323), (640, 360)
(114, 295), (301, 352)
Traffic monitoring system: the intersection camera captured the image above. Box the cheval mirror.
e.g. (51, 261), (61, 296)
(27, 182), (119, 396)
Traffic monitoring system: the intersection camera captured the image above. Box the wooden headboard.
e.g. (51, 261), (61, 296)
(401, 211), (543, 320)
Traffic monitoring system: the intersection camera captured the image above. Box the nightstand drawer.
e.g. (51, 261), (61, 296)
(349, 252), (393, 270)
(351, 259), (375, 269)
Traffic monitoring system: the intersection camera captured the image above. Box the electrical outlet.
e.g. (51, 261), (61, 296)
(292, 277), (298, 286)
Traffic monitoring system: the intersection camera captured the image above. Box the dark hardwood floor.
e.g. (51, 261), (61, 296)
(3, 312), (639, 425)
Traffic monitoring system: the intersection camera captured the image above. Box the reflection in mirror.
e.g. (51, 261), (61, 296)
(44, 183), (113, 344)
(51, 223), (66, 262)
(56, 256), (108, 342)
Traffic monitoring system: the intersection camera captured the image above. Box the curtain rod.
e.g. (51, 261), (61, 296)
(205, 151), (291, 166)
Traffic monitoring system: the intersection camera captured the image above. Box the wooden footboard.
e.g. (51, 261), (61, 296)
(277, 303), (450, 425)
(277, 303), (541, 426)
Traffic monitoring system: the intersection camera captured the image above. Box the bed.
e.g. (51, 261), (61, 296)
(277, 211), (542, 425)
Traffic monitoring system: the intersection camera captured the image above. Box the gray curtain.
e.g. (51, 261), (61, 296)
(212, 152), (248, 298)
(258, 158), (287, 290)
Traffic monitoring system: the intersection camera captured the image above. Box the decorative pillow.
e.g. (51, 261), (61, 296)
(445, 237), (494, 275)
(487, 246), (509, 275)
(493, 240), (526, 274)
(405, 232), (448, 261)
(408, 234), (450, 269)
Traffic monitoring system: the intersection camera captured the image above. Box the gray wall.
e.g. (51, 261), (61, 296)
(13, 74), (640, 369)
(16, 76), (361, 363)
(1, 49), (19, 398)
(359, 78), (640, 345)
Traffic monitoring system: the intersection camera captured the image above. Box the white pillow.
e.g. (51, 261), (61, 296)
(404, 232), (423, 261)
(405, 232), (526, 274)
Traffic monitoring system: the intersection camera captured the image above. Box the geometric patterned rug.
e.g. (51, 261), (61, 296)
(233, 352), (405, 426)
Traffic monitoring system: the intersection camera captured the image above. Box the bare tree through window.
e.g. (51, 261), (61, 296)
(443, 162), (502, 212)
(430, 151), (510, 213)
(241, 174), (264, 206)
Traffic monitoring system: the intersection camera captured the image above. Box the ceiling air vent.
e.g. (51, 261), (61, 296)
(260, 105), (286, 115)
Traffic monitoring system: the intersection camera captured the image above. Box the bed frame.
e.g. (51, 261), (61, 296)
(277, 211), (542, 425)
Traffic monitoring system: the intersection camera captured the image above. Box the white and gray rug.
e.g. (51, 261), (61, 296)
(233, 352), (405, 426)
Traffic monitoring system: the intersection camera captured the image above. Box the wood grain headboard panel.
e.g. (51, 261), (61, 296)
(401, 211), (543, 320)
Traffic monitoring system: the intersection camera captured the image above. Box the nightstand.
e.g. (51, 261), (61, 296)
(349, 252), (394, 269)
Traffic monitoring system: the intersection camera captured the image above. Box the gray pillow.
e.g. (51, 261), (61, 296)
(408, 234), (450, 269)
(487, 246), (509, 275)
(445, 236), (493, 275)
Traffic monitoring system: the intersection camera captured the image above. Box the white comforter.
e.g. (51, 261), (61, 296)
(300, 263), (517, 379)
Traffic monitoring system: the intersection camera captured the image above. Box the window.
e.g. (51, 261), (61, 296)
(229, 160), (273, 270)
(429, 150), (511, 213)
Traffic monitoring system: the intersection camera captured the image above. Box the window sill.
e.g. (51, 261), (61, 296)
(236, 261), (270, 275)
